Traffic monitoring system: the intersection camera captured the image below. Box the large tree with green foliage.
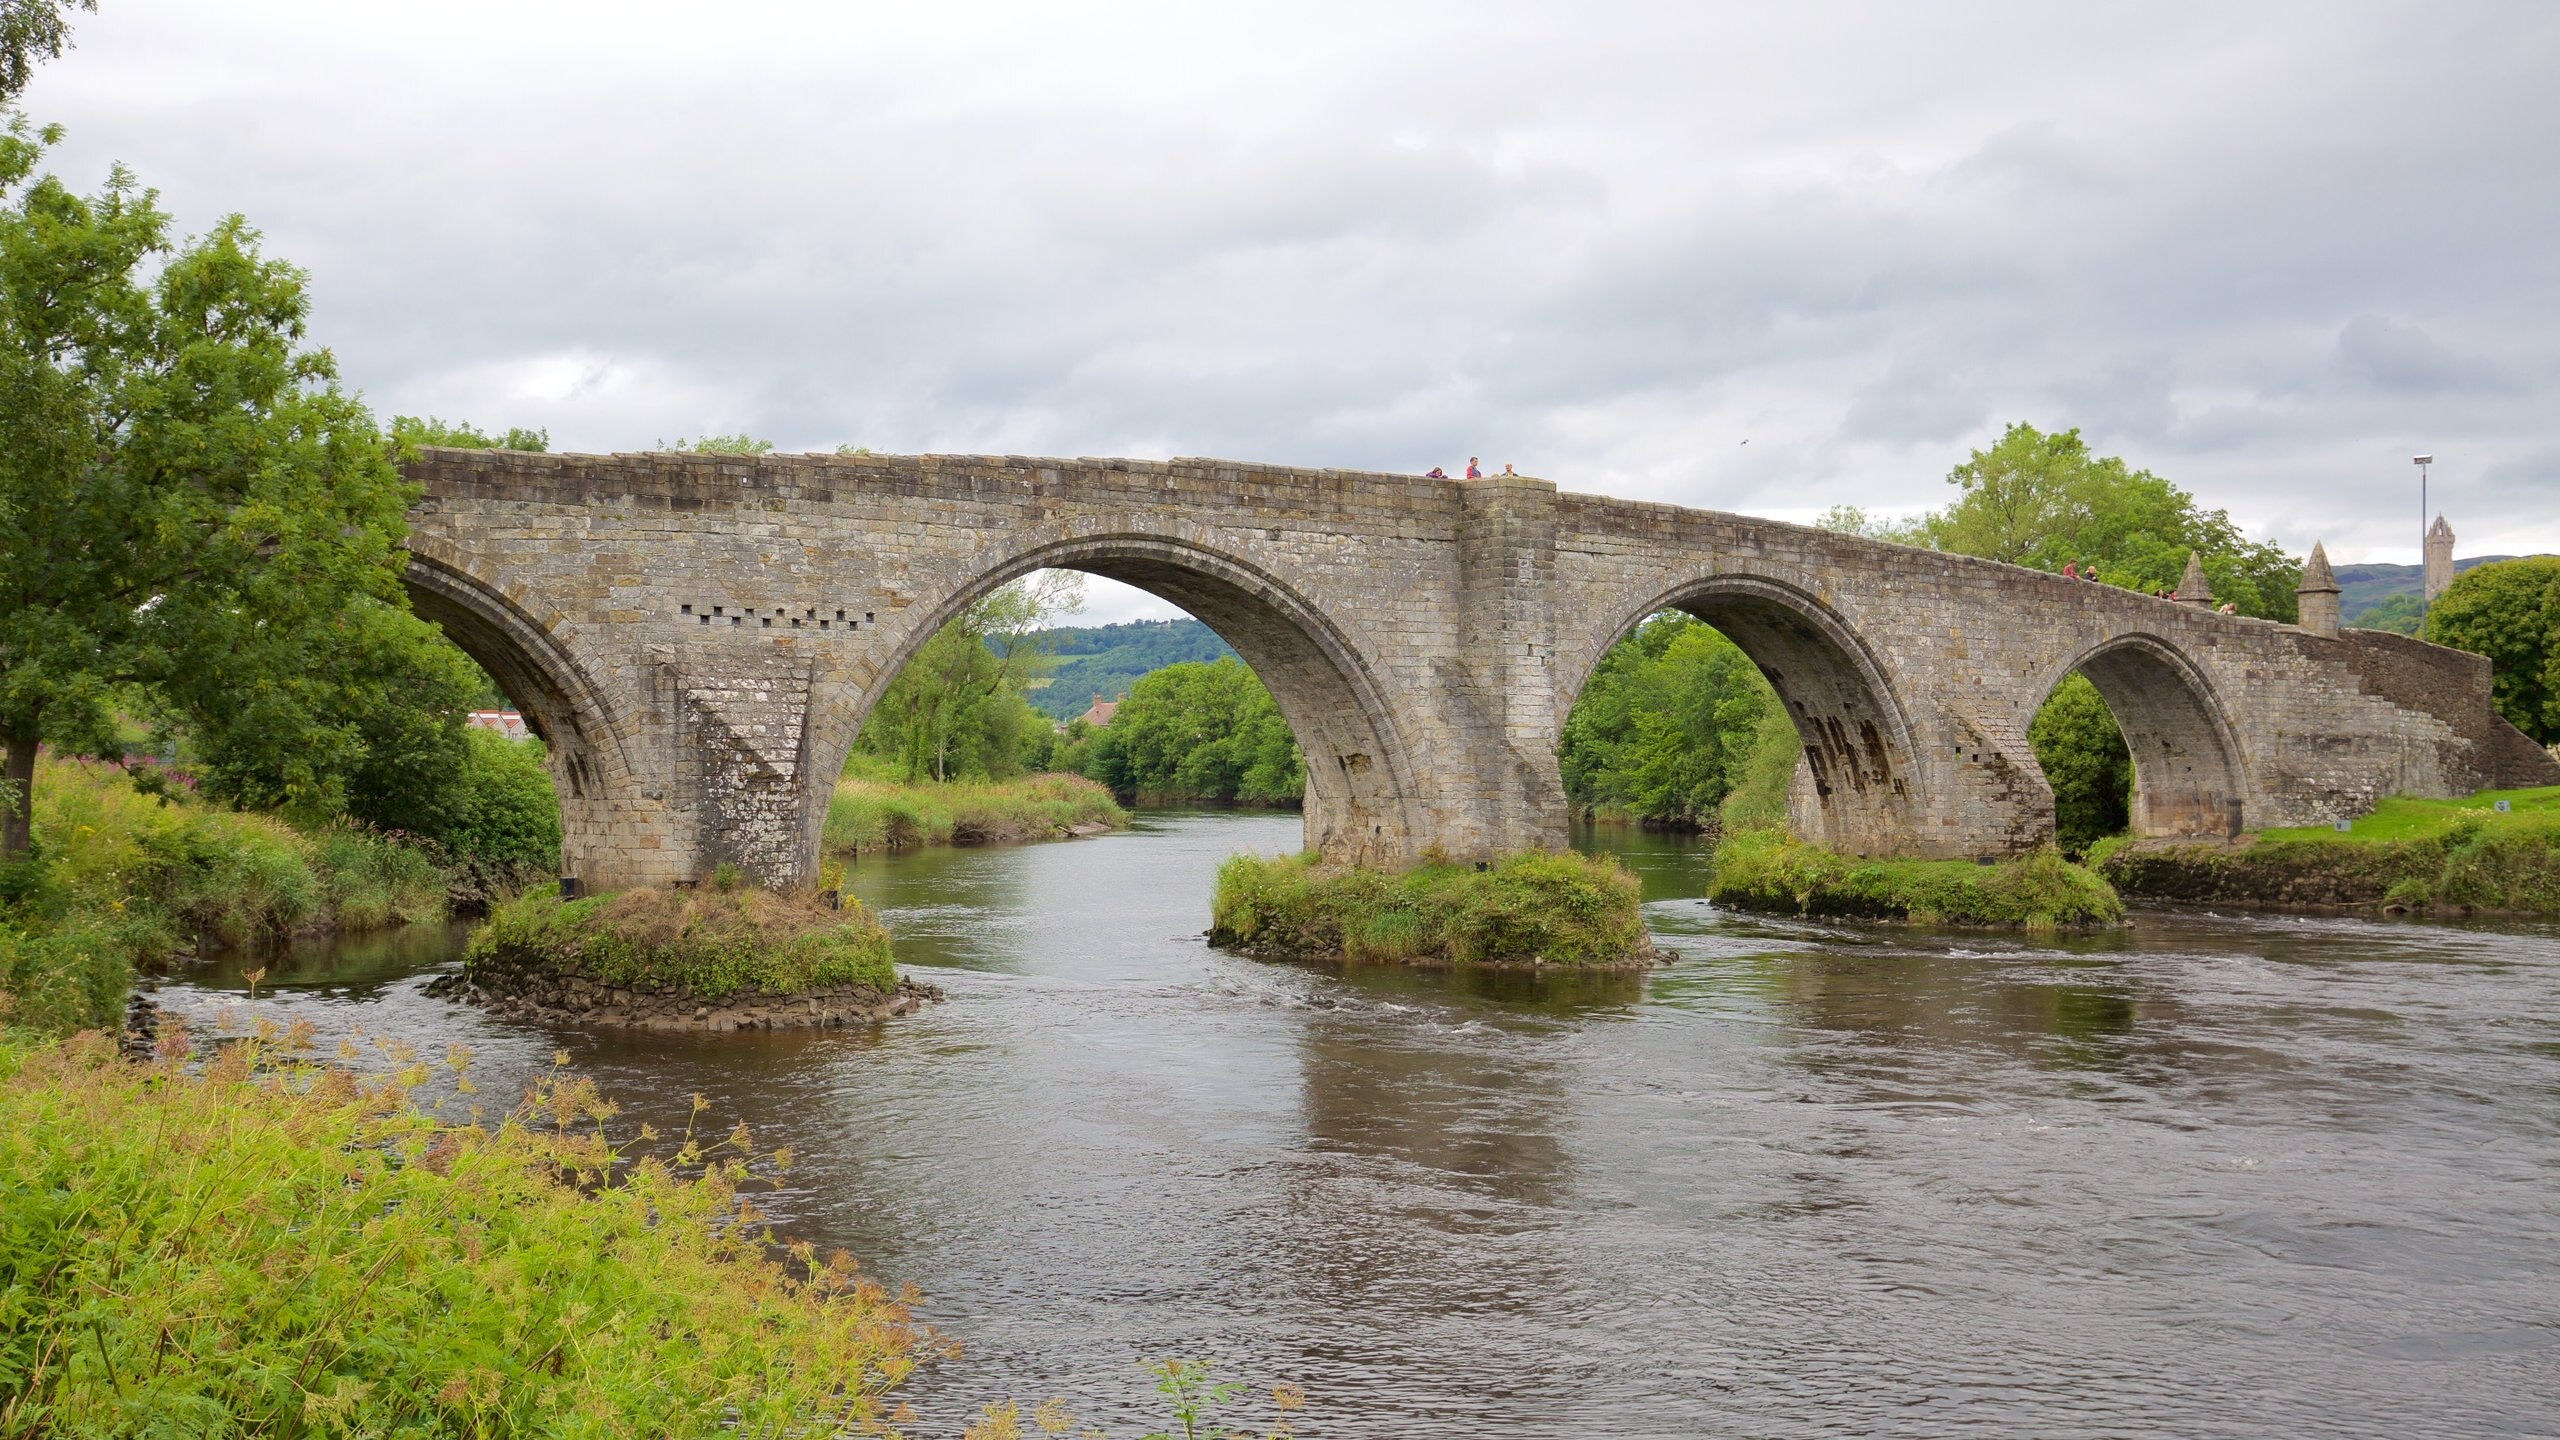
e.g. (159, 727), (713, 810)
(1558, 614), (1776, 828)
(1923, 423), (2301, 620)
(2424, 557), (2560, 745)
(0, 120), (417, 857)
(1081, 656), (1302, 805)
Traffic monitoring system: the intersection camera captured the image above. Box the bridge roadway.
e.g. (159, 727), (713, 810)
(400, 448), (2560, 889)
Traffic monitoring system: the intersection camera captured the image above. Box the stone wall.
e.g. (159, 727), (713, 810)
(401, 448), (2560, 887)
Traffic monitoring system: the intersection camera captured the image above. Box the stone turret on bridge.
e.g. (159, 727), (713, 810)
(398, 448), (2560, 890)
(2296, 544), (2342, 637)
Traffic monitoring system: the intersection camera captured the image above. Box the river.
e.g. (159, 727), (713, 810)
(161, 813), (2560, 1437)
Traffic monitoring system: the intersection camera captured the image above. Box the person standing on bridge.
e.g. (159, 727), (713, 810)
(1466, 457), (1483, 479)
(2063, 561), (2080, 579)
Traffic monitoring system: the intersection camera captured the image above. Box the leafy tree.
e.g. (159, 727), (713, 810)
(2029, 673), (2132, 854)
(391, 413), (547, 452)
(174, 594), (481, 832)
(1925, 423), (2300, 621)
(856, 573), (1082, 782)
(0, 121), (415, 858)
(1559, 614), (1776, 827)
(0, 0), (92, 103)
(1083, 657), (1302, 805)
(2425, 557), (2560, 745)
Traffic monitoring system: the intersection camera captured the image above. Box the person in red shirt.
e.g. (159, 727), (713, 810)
(1465, 457), (1482, 479)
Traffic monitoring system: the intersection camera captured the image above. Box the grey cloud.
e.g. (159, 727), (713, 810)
(2333, 315), (2519, 395)
(22, 0), (2557, 558)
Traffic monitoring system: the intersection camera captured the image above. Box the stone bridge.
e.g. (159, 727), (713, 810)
(400, 448), (2560, 889)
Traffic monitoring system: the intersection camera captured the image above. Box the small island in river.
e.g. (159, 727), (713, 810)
(431, 881), (940, 1030)
(1208, 848), (1660, 968)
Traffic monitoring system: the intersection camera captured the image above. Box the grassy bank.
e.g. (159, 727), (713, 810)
(466, 884), (896, 1002)
(0, 1028), (926, 1434)
(822, 763), (1127, 853)
(1709, 828), (2125, 929)
(1, 758), (453, 1034)
(1210, 849), (1653, 966)
(2094, 785), (2560, 912)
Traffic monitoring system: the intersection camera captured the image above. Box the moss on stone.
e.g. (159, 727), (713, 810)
(1209, 849), (1653, 967)
(1709, 829), (2124, 929)
(465, 885), (896, 1002)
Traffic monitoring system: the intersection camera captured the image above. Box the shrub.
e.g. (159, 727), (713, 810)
(0, 1030), (926, 1433)
(1709, 829), (2124, 928)
(1210, 849), (1652, 966)
(1, 759), (456, 1036)
(439, 728), (562, 873)
(467, 886), (897, 1000)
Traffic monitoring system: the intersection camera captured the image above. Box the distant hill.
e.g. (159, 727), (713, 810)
(1015, 617), (1238, 720)
(2335, 556), (2534, 623)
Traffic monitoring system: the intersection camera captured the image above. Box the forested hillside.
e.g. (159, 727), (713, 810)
(1018, 618), (1238, 720)
(2334, 557), (2529, 634)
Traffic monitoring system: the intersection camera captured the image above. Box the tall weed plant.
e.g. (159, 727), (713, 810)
(0, 1029), (928, 1435)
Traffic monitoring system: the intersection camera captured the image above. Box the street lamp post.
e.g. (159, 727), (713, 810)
(2413, 453), (2434, 618)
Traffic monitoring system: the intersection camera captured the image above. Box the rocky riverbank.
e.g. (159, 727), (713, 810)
(423, 966), (942, 1030)
(2091, 787), (2560, 915)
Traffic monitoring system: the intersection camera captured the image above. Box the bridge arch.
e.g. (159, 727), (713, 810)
(1563, 572), (1924, 855)
(807, 532), (1426, 868)
(2035, 633), (2244, 839)
(400, 547), (643, 883)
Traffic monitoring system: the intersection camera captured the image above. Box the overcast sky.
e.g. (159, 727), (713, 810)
(22, 1), (2557, 623)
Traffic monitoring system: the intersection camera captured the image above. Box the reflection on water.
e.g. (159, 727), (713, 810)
(153, 812), (2560, 1438)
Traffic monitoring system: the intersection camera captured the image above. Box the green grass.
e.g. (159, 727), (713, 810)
(2253, 784), (2560, 843)
(822, 764), (1127, 853)
(466, 885), (896, 1002)
(1209, 849), (1653, 966)
(0, 1028), (926, 1434)
(1709, 828), (2125, 929)
(2096, 785), (2560, 912)
(2, 758), (451, 1036)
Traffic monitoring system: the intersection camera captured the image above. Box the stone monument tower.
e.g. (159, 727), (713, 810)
(2424, 514), (2455, 601)
(2296, 543), (2341, 636)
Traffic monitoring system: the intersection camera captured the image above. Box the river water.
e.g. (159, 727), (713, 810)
(162, 813), (2560, 1437)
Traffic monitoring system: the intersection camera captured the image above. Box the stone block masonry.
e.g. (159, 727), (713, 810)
(402, 448), (2560, 889)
